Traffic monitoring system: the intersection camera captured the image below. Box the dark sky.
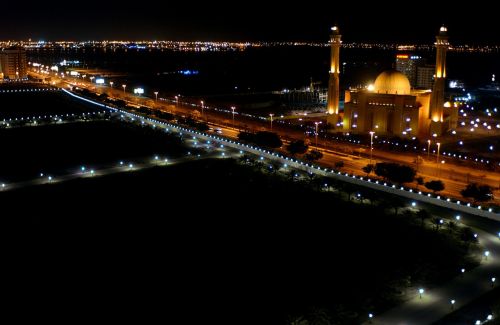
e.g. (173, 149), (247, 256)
(1, 1), (498, 43)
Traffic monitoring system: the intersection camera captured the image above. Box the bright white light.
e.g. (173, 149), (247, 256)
(96, 78), (105, 84)
(134, 88), (145, 95)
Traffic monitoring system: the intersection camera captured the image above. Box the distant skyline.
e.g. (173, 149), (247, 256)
(2, 1), (499, 43)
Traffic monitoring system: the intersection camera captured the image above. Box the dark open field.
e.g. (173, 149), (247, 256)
(0, 87), (99, 118)
(3, 158), (479, 325)
(0, 120), (189, 182)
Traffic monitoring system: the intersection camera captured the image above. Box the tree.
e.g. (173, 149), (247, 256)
(195, 122), (209, 132)
(432, 217), (443, 231)
(416, 176), (424, 189)
(389, 197), (406, 216)
(447, 221), (457, 234)
(288, 317), (309, 325)
(416, 209), (430, 228)
(305, 150), (323, 162)
(307, 172), (316, 183)
(238, 131), (254, 143)
(425, 180), (445, 193)
(362, 164), (374, 176)
(287, 140), (308, 156)
(237, 131), (282, 149)
(374, 162), (416, 184)
(238, 154), (251, 164)
(460, 227), (478, 246)
(461, 183), (493, 203)
(268, 161), (282, 174)
(334, 161), (344, 170)
(254, 131), (283, 149)
(287, 169), (298, 181)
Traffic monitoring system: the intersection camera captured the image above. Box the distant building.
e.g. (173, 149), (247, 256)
(395, 54), (424, 87)
(0, 46), (28, 80)
(416, 65), (435, 89)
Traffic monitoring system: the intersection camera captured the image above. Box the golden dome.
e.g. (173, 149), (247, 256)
(373, 70), (411, 95)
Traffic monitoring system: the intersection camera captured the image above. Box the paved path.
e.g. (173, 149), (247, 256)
(365, 227), (500, 325)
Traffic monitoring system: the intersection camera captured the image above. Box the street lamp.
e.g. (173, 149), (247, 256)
(201, 100), (205, 119)
(368, 313), (373, 323)
(110, 81), (114, 88)
(419, 288), (424, 299)
(315, 121), (322, 147)
(154, 91), (159, 102)
(492, 277), (496, 287)
(270, 113), (274, 131)
(122, 84), (126, 94)
(450, 299), (455, 309)
(436, 142), (441, 164)
(231, 106), (236, 128)
(369, 131), (375, 164)
(485, 251), (490, 260)
(427, 139), (431, 160)
(175, 95), (179, 106)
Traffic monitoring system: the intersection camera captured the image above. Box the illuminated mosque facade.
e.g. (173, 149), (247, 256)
(326, 26), (458, 137)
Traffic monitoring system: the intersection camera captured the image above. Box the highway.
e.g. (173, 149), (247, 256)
(31, 70), (500, 206)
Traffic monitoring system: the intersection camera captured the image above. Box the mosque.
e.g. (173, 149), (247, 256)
(326, 26), (458, 137)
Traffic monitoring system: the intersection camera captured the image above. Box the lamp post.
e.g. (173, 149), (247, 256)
(175, 95), (179, 106)
(315, 122), (321, 147)
(369, 131), (375, 164)
(110, 81), (114, 88)
(154, 91), (159, 103)
(427, 139), (431, 160)
(419, 288), (424, 299)
(436, 142), (441, 164)
(201, 100), (205, 118)
(231, 106), (236, 128)
(122, 84), (126, 94)
(270, 113), (274, 130)
(451, 299), (455, 310)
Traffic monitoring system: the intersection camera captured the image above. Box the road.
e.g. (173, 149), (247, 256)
(30, 71), (500, 205)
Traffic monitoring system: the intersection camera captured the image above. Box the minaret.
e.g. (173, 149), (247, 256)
(327, 26), (342, 125)
(429, 26), (449, 135)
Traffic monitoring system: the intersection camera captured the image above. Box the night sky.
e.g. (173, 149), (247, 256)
(2, 1), (498, 43)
